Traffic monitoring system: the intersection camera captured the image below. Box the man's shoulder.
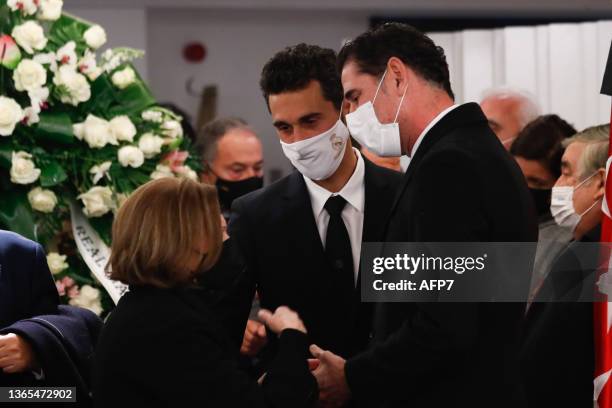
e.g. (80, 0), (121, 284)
(0, 230), (39, 256)
(233, 172), (298, 213)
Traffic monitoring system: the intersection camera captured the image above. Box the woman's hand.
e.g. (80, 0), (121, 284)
(258, 306), (306, 335)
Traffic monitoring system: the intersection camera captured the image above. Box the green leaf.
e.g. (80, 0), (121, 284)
(0, 139), (12, 169)
(109, 80), (156, 116)
(0, 189), (37, 241)
(88, 213), (112, 246)
(78, 73), (115, 117)
(36, 111), (75, 144)
(39, 160), (68, 187)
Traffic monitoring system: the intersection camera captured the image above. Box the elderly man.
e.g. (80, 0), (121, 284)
(521, 124), (608, 407)
(480, 87), (540, 149)
(196, 117), (264, 220)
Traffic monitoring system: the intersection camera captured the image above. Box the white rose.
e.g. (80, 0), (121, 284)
(10, 151), (40, 184)
(12, 21), (47, 54)
(117, 145), (144, 168)
(89, 161), (112, 184)
(176, 165), (198, 181)
(53, 65), (91, 106)
(150, 164), (174, 180)
(160, 120), (183, 139)
(78, 50), (102, 81)
(78, 186), (114, 217)
(141, 110), (163, 123)
(83, 25), (106, 50)
(138, 133), (164, 159)
(69, 285), (102, 315)
(38, 0), (63, 21)
(111, 66), (135, 90)
(0, 96), (24, 136)
(73, 114), (116, 149)
(56, 41), (77, 67)
(7, 0), (37, 15)
(28, 187), (57, 213)
(46, 252), (68, 275)
(109, 115), (136, 142)
(13, 59), (47, 92)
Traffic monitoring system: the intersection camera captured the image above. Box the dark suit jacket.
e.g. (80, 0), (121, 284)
(227, 158), (402, 360)
(345, 103), (539, 408)
(0, 230), (102, 407)
(93, 285), (317, 408)
(521, 226), (599, 407)
(0, 230), (59, 329)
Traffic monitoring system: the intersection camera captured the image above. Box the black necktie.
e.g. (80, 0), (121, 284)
(324, 195), (355, 295)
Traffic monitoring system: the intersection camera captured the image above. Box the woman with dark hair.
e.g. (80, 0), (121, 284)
(510, 114), (576, 299)
(93, 178), (316, 407)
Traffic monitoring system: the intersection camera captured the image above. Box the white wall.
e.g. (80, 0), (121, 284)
(147, 9), (369, 179)
(430, 21), (612, 131)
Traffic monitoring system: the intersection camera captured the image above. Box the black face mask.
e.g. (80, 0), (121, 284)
(216, 176), (263, 211)
(529, 187), (552, 217)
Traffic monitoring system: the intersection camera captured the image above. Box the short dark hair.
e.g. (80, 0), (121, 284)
(260, 43), (343, 110)
(510, 114), (577, 179)
(337, 22), (454, 99)
(195, 117), (250, 164)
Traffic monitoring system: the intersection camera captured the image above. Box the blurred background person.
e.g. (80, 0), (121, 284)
(196, 117), (265, 221)
(0, 230), (101, 405)
(509, 114), (577, 298)
(195, 117), (266, 367)
(93, 178), (316, 407)
(521, 124), (608, 408)
(480, 87), (540, 149)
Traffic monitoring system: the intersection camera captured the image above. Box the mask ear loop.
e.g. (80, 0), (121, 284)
(372, 69), (387, 104)
(574, 171), (598, 191)
(393, 82), (408, 124)
(579, 198), (602, 218)
(337, 99), (344, 122)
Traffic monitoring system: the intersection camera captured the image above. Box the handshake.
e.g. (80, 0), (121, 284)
(256, 306), (352, 407)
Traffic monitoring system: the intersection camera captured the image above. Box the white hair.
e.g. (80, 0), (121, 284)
(480, 86), (541, 128)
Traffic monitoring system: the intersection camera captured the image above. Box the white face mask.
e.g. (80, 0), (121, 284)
(550, 172), (601, 231)
(345, 69), (407, 157)
(280, 115), (349, 181)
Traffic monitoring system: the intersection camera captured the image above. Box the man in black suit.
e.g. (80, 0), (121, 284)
(309, 23), (538, 407)
(226, 44), (401, 366)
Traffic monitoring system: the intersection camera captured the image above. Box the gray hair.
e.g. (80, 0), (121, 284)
(481, 86), (541, 128)
(562, 124), (609, 181)
(195, 117), (252, 164)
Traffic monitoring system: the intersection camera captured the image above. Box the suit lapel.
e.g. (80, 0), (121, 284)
(281, 172), (328, 280)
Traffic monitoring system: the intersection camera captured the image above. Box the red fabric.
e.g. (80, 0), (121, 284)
(595, 110), (612, 408)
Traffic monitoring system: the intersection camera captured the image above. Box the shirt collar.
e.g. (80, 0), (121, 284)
(303, 147), (365, 218)
(409, 104), (460, 158)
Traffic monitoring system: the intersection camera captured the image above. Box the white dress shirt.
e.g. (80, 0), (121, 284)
(406, 104), (460, 170)
(303, 148), (365, 285)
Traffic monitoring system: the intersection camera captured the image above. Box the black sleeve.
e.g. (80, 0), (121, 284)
(161, 327), (316, 408)
(346, 150), (485, 399)
(28, 242), (59, 317)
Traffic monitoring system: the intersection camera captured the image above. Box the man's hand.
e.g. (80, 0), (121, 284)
(310, 344), (351, 407)
(258, 306), (306, 335)
(0, 333), (38, 374)
(240, 319), (268, 356)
